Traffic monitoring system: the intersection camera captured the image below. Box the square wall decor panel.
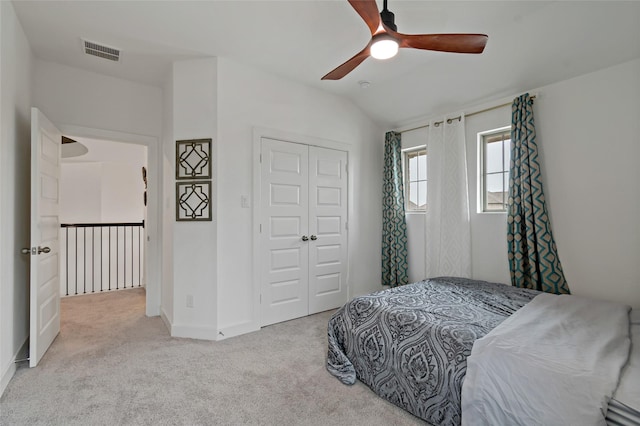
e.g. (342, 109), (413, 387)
(176, 181), (212, 221)
(176, 138), (212, 180)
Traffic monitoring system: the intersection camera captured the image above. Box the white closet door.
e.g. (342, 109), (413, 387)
(260, 138), (309, 326)
(308, 147), (348, 314)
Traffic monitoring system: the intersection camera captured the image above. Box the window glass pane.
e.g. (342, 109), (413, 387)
(409, 182), (418, 209)
(480, 130), (510, 212)
(418, 153), (427, 180)
(404, 148), (427, 211)
(486, 198), (504, 211)
(409, 155), (417, 181)
(417, 181), (427, 209)
(485, 174), (504, 210)
(486, 173), (503, 193)
(503, 139), (511, 170)
(485, 141), (503, 173)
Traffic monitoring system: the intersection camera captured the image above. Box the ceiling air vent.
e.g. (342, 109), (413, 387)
(82, 39), (120, 62)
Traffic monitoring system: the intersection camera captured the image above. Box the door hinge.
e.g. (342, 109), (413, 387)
(345, 221), (348, 230)
(345, 162), (348, 174)
(259, 224), (262, 233)
(259, 153), (262, 163)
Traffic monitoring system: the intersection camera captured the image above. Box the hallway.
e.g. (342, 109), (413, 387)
(0, 289), (419, 425)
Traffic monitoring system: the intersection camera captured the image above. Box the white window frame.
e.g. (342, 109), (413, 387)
(478, 126), (511, 213)
(402, 146), (427, 213)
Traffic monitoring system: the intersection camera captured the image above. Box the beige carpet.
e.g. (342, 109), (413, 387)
(0, 289), (424, 425)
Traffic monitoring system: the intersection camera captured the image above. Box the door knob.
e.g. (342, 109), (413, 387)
(21, 248), (32, 255)
(301, 235), (309, 241)
(310, 235), (317, 241)
(37, 246), (51, 254)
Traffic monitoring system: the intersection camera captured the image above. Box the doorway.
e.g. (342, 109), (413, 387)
(58, 136), (147, 300)
(58, 124), (161, 318)
(27, 111), (161, 368)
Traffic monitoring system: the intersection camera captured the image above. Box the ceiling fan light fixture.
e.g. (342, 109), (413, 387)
(321, 0), (488, 80)
(370, 35), (398, 60)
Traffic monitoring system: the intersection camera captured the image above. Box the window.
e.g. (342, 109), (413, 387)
(403, 147), (427, 212)
(479, 128), (511, 212)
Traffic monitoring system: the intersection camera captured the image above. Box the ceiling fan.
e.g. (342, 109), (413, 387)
(322, 0), (488, 80)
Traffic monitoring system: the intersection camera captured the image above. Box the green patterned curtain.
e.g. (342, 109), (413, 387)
(507, 94), (570, 294)
(382, 131), (409, 287)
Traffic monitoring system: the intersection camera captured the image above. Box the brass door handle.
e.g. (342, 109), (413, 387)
(37, 246), (51, 254)
(310, 235), (317, 241)
(301, 235), (309, 242)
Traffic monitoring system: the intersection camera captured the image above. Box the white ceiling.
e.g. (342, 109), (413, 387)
(61, 137), (147, 165)
(13, 1), (640, 127)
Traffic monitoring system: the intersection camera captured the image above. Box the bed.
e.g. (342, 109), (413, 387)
(326, 277), (634, 425)
(606, 309), (640, 425)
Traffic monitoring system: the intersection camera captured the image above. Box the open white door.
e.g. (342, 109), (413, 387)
(28, 107), (61, 367)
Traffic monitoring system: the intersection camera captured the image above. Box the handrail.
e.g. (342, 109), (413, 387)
(61, 221), (144, 228)
(59, 222), (144, 296)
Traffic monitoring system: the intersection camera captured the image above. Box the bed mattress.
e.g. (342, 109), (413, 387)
(326, 277), (539, 425)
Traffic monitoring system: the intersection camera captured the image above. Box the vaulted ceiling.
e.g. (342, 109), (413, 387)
(13, 1), (640, 127)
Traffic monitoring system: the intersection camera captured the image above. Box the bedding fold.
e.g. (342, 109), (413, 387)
(461, 293), (631, 426)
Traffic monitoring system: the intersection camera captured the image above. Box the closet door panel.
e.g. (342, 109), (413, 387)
(308, 146), (348, 314)
(260, 138), (309, 326)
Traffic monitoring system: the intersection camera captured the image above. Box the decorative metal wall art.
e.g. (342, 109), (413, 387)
(175, 139), (213, 222)
(142, 166), (147, 187)
(142, 166), (147, 206)
(176, 138), (211, 180)
(176, 180), (212, 221)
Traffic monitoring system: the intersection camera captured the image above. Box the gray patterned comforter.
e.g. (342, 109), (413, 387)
(326, 277), (539, 425)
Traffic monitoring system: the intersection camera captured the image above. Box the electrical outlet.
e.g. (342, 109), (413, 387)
(186, 294), (194, 308)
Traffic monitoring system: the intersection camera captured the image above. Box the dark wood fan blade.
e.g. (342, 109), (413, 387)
(398, 33), (488, 54)
(348, 0), (381, 35)
(322, 44), (371, 80)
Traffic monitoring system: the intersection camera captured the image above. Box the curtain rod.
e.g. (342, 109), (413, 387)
(399, 95), (536, 134)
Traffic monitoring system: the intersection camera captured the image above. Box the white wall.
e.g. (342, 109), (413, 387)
(0, 1), (32, 396)
(60, 139), (148, 224)
(160, 67), (174, 325)
(162, 58), (218, 339)
(100, 162), (146, 222)
(34, 60), (162, 138)
(462, 58), (640, 308)
(33, 59), (163, 315)
(60, 163), (102, 223)
(215, 57), (383, 337)
(534, 59), (640, 307)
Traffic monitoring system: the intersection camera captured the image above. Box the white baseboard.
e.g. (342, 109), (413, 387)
(0, 360), (17, 398)
(160, 308), (218, 340)
(216, 321), (260, 341)
(1, 336), (28, 397)
(171, 323), (218, 340)
(159, 308), (172, 334)
(160, 310), (259, 341)
(145, 302), (159, 317)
